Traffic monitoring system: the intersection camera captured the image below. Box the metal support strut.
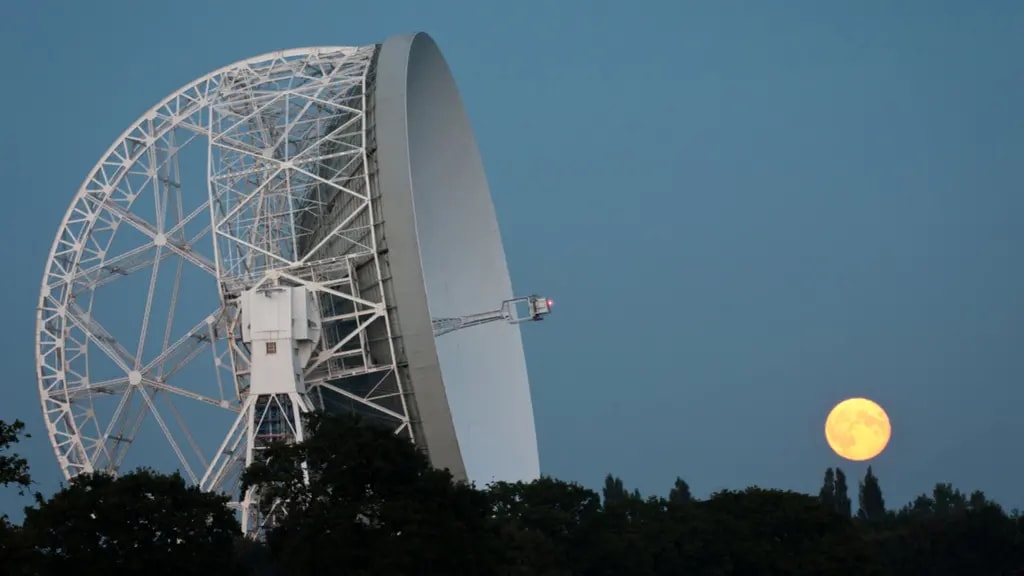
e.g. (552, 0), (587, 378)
(234, 290), (550, 536)
(236, 283), (321, 535)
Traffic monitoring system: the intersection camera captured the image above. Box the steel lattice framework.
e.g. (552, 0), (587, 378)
(36, 46), (417, 523)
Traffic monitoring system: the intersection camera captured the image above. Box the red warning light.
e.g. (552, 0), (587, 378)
(547, 299), (554, 308)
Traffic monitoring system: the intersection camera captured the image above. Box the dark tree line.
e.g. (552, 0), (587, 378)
(2, 415), (1024, 575)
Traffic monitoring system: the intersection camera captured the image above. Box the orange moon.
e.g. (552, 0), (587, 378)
(824, 398), (891, 461)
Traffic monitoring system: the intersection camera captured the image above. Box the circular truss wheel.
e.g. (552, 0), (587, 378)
(34, 46), (408, 503)
(36, 36), (545, 536)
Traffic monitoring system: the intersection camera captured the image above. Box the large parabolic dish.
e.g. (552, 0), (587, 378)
(374, 34), (541, 484)
(35, 32), (549, 534)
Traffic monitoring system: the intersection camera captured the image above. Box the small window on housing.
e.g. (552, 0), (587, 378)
(266, 342), (277, 354)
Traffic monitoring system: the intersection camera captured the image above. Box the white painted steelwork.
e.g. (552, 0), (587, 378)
(35, 33), (546, 536)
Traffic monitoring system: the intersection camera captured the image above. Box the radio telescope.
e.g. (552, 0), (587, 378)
(35, 32), (550, 535)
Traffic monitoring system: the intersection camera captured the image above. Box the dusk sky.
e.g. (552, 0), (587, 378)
(2, 0), (1023, 518)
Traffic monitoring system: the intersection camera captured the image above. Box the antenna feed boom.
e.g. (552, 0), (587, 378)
(432, 295), (553, 337)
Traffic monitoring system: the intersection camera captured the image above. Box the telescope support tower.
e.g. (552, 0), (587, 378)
(227, 288), (550, 535)
(212, 283), (321, 535)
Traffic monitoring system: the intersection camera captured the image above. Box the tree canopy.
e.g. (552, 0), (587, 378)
(0, 420), (31, 571)
(2, 414), (1023, 575)
(19, 469), (247, 575)
(240, 413), (496, 575)
(0, 420), (30, 494)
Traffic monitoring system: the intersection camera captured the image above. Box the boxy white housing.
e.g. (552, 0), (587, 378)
(240, 286), (322, 396)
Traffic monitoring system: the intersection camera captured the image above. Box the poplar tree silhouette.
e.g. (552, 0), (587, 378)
(818, 467), (836, 510)
(602, 474), (627, 505)
(834, 468), (852, 518)
(857, 466), (886, 523)
(669, 477), (692, 504)
(819, 467), (852, 517)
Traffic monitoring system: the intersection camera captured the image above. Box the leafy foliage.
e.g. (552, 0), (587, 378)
(489, 476), (602, 574)
(818, 466), (852, 518)
(0, 419), (33, 574)
(0, 420), (30, 494)
(2, 414), (1024, 575)
(699, 488), (880, 575)
(668, 477), (692, 505)
(818, 467), (836, 509)
(19, 469), (246, 574)
(858, 466), (887, 524)
(241, 412), (496, 575)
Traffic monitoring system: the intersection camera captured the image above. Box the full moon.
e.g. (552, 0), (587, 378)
(824, 397), (891, 461)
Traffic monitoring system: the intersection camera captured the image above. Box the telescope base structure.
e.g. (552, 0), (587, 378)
(226, 285), (550, 536)
(216, 284), (321, 536)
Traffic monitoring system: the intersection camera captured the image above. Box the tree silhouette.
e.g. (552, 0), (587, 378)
(0, 420), (30, 494)
(19, 469), (245, 574)
(875, 489), (1022, 574)
(602, 474), (627, 506)
(489, 477), (602, 574)
(818, 467), (851, 517)
(3, 416), (1024, 574)
(668, 477), (692, 505)
(834, 468), (852, 518)
(931, 482), (968, 515)
(896, 484), (998, 522)
(968, 489), (991, 510)
(818, 467), (836, 509)
(700, 488), (881, 574)
(241, 412), (496, 575)
(0, 419), (31, 573)
(857, 466), (886, 524)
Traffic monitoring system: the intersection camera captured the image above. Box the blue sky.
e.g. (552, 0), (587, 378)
(2, 0), (1024, 517)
